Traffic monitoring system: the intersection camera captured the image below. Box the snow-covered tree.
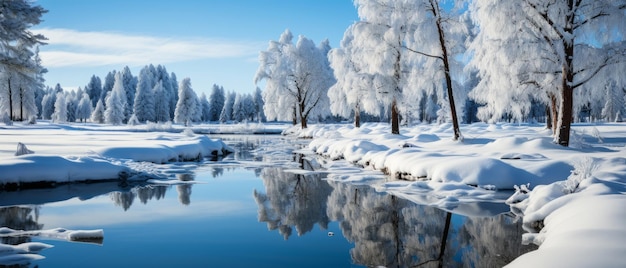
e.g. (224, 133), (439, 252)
(90, 99), (105, 123)
(208, 84), (225, 122)
(601, 81), (625, 122)
(153, 81), (170, 122)
(231, 93), (244, 122)
(174, 77), (197, 126)
(133, 66), (156, 123)
(169, 72), (179, 119)
(200, 92), (211, 122)
(252, 87), (266, 122)
(468, 0), (626, 146)
(104, 72), (126, 125)
(51, 92), (67, 123)
(255, 29), (333, 128)
(219, 91), (235, 123)
(65, 93), (77, 122)
(0, 0), (46, 122)
(100, 71), (115, 105)
(85, 75), (102, 108)
(76, 92), (92, 123)
(121, 66), (136, 123)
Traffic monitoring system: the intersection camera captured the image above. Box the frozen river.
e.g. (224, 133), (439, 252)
(0, 135), (536, 267)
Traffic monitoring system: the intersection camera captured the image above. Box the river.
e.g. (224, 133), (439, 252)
(0, 135), (536, 267)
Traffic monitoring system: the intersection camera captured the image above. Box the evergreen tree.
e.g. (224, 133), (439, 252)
(133, 66), (156, 122)
(90, 99), (105, 123)
(219, 91), (235, 123)
(121, 66), (136, 123)
(104, 72), (126, 125)
(101, 71), (115, 105)
(153, 81), (170, 122)
(200, 92), (211, 122)
(174, 77), (197, 126)
(65, 93), (77, 122)
(253, 87), (266, 122)
(76, 93), (92, 122)
(86, 75), (102, 108)
(51, 92), (67, 123)
(208, 84), (225, 122)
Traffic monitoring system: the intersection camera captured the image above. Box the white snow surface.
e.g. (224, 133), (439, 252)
(300, 122), (626, 267)
(0, 122), (234, 185)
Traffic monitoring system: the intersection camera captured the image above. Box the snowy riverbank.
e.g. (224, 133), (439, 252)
(0, 122), (236, 188)
(300, 122), (626, 267)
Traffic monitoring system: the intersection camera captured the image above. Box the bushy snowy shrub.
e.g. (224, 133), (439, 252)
(183, 128), (195, 137)
(564, 157), (597, 193)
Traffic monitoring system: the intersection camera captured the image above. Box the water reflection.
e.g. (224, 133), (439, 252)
(110, 174), (194, 210)
(253, 167), (331, 240)
(255, 167), (537, 267)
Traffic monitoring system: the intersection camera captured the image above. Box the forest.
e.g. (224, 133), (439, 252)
(0, 0), (625, 148)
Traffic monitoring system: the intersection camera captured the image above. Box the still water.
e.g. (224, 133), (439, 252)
(0, 135), (536, 267)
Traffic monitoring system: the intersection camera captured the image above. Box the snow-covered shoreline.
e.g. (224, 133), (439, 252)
(299, 122), (626, 267)
(0, 122), (236, 188)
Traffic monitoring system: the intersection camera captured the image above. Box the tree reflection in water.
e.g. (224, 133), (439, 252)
(256, 166), (537, 267)
(110, 175), (194, 210)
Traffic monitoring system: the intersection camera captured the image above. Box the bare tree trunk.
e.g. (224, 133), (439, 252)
(391, 98), (399, 134)
(549, 93), (558, 134)
(556, 2), (575, 147)
(355, 108), (361, 128)
(292, 106), (297, 126)
(432, 0), (461, 141)
(8, 77), (13, 121)
(19, 87), (24, 121)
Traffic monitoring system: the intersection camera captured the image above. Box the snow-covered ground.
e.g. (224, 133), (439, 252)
(300, 122), (626, 267)
(0, 121), (252, 187)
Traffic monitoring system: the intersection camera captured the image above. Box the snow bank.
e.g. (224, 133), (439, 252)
(307, 123), (623, 190)
(95, 136), (233, 163)
(304, 123), (626, 265)
(0, 155), (130, 186)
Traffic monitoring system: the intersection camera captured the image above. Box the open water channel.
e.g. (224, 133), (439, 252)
(0, 135), (536, 267)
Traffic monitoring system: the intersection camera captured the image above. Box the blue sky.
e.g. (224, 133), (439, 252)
(34, 0), (358, 95)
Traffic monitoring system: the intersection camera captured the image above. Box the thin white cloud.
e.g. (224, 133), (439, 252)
(35, 28), (265, 68)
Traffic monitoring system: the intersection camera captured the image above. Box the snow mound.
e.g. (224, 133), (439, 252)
(0, 155), (129, 185)
(96, 135), (233, 163)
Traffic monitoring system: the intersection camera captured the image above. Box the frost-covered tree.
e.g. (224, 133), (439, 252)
(328, 24), (376, 128)
(0, 0), (46, 122)
(85, 75), (102, 108)
(155, 65), (173, 121)
(133, 66), (156, 123)
(90, 99), (105, 123)
(51, 92), (67, 123)
(255, 29), (333, 128)
(219, 91), (235, 123)
(153, 81), (170, 123)
(174, 77), (197, 126)
(169, 72), (179, 119)
(65, 93), (77, 122)
(200, 92), (211, 122)
(121, 66), (136, 123)
(100, 71), (115, 105)
(601, 81), (625, 122)
(208, 84), (225, 122)
(104, 72), (126, 125)
(252, 87), (266, 122)
(76, 93), (92, 123)
(40, 89), (55, 120)
(468, 0), (626, 146)
(231, 93), (245, 122)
